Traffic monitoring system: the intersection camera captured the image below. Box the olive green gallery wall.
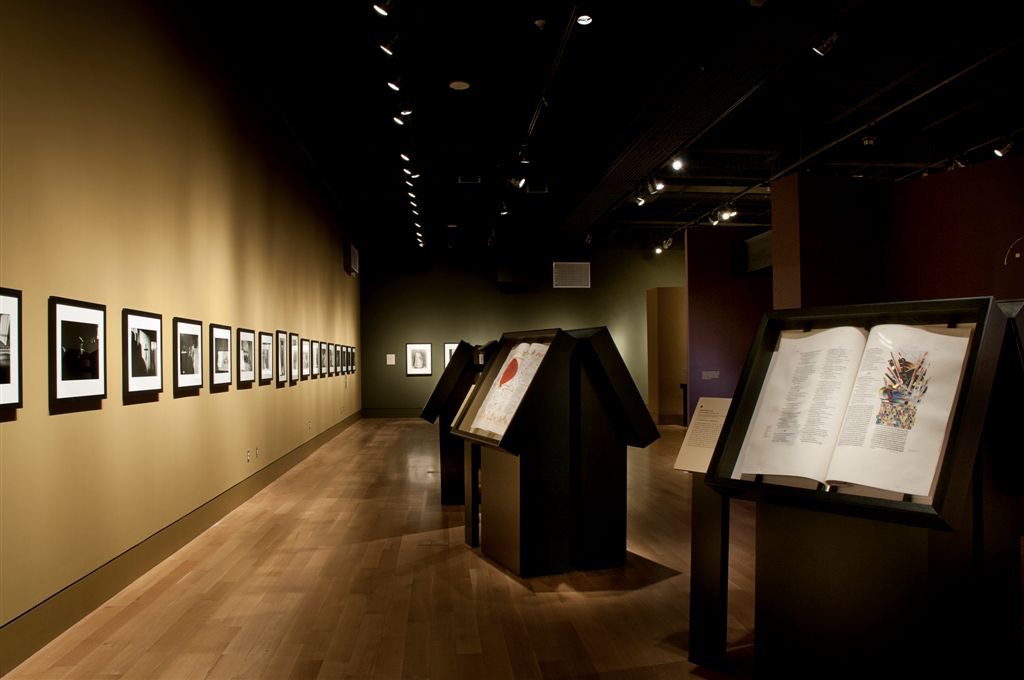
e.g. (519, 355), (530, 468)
(360, 251), (686, 417)
(0, 0), (360, 642)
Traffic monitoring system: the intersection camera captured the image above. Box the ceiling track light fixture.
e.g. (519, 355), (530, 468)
(400, 153), (411, 162)
(379, 36), (398, 56)
(635, 194), (646, 206)
(812, 31), (838, 57)
(403, 168), (412, 175)
(387, 78), (401, 92)
(372, 1), (393, 17)
(994, 141), (1013, 157)
(576, 13), (593, 26)
(392, 115), (404, 126)
(499, 202), (509, 216)
(671, 158), (684, 171)
(400, 108), (413, 117)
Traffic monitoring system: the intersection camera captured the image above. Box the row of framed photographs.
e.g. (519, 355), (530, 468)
(405, 342), (461, 376)
(0, 290), (357, 411)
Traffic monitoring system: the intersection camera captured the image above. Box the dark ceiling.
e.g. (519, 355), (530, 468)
(178, 1), (1023, 267)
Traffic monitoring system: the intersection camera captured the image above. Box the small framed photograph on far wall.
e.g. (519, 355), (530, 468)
(312, 340), (320, 379)
(1, 287), (23, 409)
(210, 323), (232, 389)
(320, 341), (329, 377)
(173, 317), (202, 395)
(301, 338), (310, 379)
(289, 332), (299, 384)
(406, 342), (431, 376)
(444, 342), (459, 368)
(259, 331), (273, 386)
(328, 342), (336, 375)
(276, 330), (288, 388)
(49, 296), (107, 411)
(237, 327), (256, 388)
(123, 308), (162, 401)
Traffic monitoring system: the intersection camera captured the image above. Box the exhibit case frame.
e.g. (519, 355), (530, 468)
(450, 327), (658, 577)
(420, 339), (483, 505)
(705, 296), (1003, 529)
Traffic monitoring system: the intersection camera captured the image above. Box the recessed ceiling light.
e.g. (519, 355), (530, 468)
(576, 14), (593, 25)
(449, 80), (471, 91)
(671, 158), (684, 171)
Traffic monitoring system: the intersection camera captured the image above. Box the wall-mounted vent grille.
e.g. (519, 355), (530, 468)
(552, 261), (591, 288)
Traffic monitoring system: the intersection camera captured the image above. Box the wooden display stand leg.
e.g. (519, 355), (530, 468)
(438, 413), (465, 505)
(687, 473), (729, 669)
(463, 441), (480, 547)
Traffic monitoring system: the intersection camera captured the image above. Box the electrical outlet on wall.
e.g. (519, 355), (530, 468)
(255, 447), (260, 458)
(246, 449), (251, 462)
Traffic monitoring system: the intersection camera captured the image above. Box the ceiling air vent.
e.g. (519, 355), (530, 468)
(552, 261), (591, 289)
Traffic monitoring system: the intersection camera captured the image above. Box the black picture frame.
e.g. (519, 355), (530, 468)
(1, 287), (24, 410)
(210, 323), (232, 392)
(311, 340), (320, 379)
(301, 338), (311, 379)
(351, 345), (357, 374)
(407, 343), (430, 376)
(320, 341), (329, 377)
(237, 327), (256, 389)
(276, 329), (288, 388)
(328, 342), (336, 375)
(334, 344), (342, 376)
(49, 296), (106, 414)
(259, 331), (273, 386)
(289, 332), (299, 385)
(122, 308), (162, 404)
(172, 317), (203, 397)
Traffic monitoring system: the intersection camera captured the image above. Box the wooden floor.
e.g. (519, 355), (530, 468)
(7, 419), (757, 679)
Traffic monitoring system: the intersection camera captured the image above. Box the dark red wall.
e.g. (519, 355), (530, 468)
(879, 155), (1024, 301)
(685, 227), (773, 418)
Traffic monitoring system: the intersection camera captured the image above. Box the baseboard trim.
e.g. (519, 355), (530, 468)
(0, 410), (362, 677)
(362, 408), (423, 418)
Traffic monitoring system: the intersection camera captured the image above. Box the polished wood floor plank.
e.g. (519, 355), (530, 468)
(8, 419), (759, 679)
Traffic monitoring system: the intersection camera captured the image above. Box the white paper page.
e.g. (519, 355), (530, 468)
(826, 324), (971, 496)
(674, 397), (732, 473)
(469, 342), (549, 439)
(735, 326), (867, 483)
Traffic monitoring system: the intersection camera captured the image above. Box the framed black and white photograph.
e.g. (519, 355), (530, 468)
(237, 327), (255, 388)
(320, 341), (328, 377)
(406, 343), (431, 376)
(123, 308), (162, 400)
(50, 296), (106, 409)
(276, 330), (288, 387)
(1, 288), (23, 409)
(335, 344), (342, 375)
(328, 343), (336, 375)
(259, 331), (273, 385)
(173, 317), (202, 394)
(301, 338), (310, 379)
(444, 342), (459, 368)
(210, 323), (232, 389)
(289, 332), (299, 385)
(352, 346), (358, 374)
(312, 340), (320, 378)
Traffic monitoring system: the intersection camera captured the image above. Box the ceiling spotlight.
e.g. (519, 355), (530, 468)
(415, 231), (423, 237)
(414, 222), (421, 228)
(379, 37), (398, 56)
(405, 180), (414, 187)
(409, 201), (417, 207)
(411, 209), (419, 215)
(994, 142), (1013, 157)
(499, 202), (509, 216)
(408, 192), (416, 198)
(410, 173), (420, 179)
(511, 177), (526, 189)
(635, 195), (646, 206)
(400, 153), (411, 162)
(718, 207), (737, 221)
(403, 168), (412, 175)
(400, 108), (413, 116)
(387, 79), (401, 92)
(663, 237), (673, 249)
(654, 246), (663, 255)
(654, 180), (665, 192)
(449, 80), (471, 91)
(372, 2), (392, 17)
(709, 213), (720, 226)
(671, 158), (684, 171)
(392, 116), (404, 125)
(577, 14), (593, 25)
(812, 31), (838, 57)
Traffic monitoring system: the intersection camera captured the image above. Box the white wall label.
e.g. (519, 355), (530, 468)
(386, 353), (396, 366)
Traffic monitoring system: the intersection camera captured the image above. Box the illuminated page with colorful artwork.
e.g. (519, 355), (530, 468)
(469, 341), (549, 440)
(825, 324), (971, 496)
(734, 324), (971, 497)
